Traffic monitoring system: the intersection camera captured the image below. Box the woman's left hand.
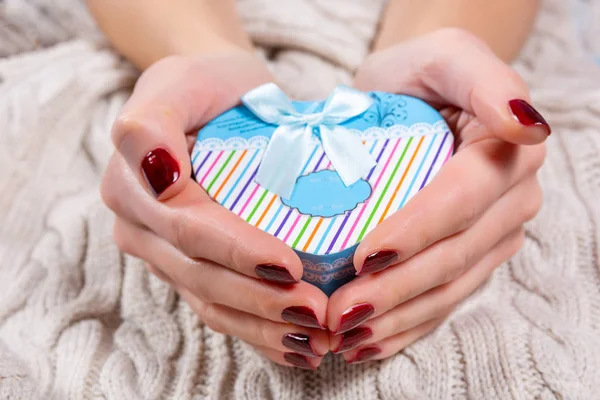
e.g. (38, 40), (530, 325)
(326, 28), (549, 363)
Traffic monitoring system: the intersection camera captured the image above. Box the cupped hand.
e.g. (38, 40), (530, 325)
(326, 28), (548, 363)
(101, 53), (330, 370)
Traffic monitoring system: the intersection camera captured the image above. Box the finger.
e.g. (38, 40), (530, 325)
(329, 175), (541, 333)
(179, 288), (329, 357)
(354, 28), (551, 144)
(113, 218), (329, 328)
(342, 317), (447, 364)
(253, 344), (323, 370)
(113, 54), (271, 199)
(331, 229), (523, 353)
(103, 153), (304, 283)
(354, 140), (545, 276)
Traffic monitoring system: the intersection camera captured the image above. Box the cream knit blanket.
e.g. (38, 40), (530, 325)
(1, 0), (599, 399)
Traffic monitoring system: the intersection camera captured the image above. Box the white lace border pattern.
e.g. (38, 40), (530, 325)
(194, 121), (450, 151)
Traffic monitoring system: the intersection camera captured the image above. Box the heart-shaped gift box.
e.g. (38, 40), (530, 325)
(192, 84), (453, 296)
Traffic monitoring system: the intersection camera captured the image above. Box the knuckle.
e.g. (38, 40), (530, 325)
(450, 186), (481, 230)
(221, 226), (252, 273)
(178, 263), (211, 303)
(100, 173), (119, 213)
(436, 295), (459, 317)
(531, 143), (547, 171)
(523, 183), (544, 222)
(113, 220), (136, 256)
(522, 144), (547, 176)
(510, 229), (526, 255)
(144, 262), (175, 286)
(224, 236), (243, 272)
(445, 243), (471, 283)
(111, 113), (149, 153)
(197, 303), (225, 334)
(170, 212), (194, 255)
(389, 280), (413, 307)
(254, 296), (277, 320)
(254, 321), (272, 346)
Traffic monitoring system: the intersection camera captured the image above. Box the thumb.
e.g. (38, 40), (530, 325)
(113, 53), (272, 199)
(354, 28), (551, 145)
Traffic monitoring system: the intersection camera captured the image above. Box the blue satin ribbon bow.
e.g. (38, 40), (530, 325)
(241, 83), (377, 199)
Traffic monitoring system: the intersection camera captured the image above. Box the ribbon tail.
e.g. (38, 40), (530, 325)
(255, 125), (313, 200)
(320, 126), (376, 186)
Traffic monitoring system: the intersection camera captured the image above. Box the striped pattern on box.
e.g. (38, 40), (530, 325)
(192, 128), (453, 255)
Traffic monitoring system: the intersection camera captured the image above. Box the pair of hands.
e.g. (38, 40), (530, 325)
(101, 29), (548, 369)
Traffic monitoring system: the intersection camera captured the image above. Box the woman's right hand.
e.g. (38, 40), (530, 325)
(101, 53), (330, 370)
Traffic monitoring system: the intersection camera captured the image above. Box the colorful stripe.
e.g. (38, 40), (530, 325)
(194, 152), (212, 177)
(255, 194), (278, 227)
(303, 217), (324, 251)
(200, 152), (223, 185)
(355, 137), (414, 242)
(377, 136), (424, 223)
(206, 151), (236, 192)
(325, 140), (390, 253)
(419, 132), (449, 190)
(214, 150), (247, 199)
(246, 188), (269, 223)
(229, 160), (260, 211)
(221, 149), (260, 205)
(396, 134), (438, 210)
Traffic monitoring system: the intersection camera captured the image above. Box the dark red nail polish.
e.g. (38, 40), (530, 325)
(509, 99), (551, 135)
(282, 333), (319, 357)
(358, 250), (398, 275)
(337, 303), (374, 334)
(348, 345), (382, 364)
(282, 306), (323, 329)
(141, 148), (180, 196)
(284, 352), (316, 370)
(333, 326), (373, 353)
(256, 264), (297, 284)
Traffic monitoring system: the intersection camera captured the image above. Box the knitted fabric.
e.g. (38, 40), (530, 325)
(0, 0), (599, 398)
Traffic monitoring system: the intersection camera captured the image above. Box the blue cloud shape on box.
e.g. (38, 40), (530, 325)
(282, 170), (372, 217)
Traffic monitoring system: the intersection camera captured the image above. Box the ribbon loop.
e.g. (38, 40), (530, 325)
(241, 83), (376, 199)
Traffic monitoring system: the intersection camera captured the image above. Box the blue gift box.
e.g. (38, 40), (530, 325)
(192, 84), (453, 296)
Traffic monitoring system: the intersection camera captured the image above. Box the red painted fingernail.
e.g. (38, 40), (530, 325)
(282, 306), (324, 329)
(358, 250), (398, 275)
(509, 99), (551, 135)
(282, 333), (319, 357)
(141, 148), (180, 196)
(336, 303), (375, 334)
(333, 326), (373, 353)
(348, 345), (382, 364)
(284, 352), (316, 370)
(256, 264), (298, 284)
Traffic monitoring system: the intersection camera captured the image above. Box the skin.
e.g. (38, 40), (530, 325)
(90, 0), (546, 368)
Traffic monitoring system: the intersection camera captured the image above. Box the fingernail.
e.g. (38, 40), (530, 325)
(509, 99), (551, 135)
(256, 264), (297, 284)
(282, 306), (324, 329)
(348, 345), (382, 364)
(141, 148), (180, 196)
(336, 303), (375, 334)
(284, 352), (316, 370)
(358, 250), (398, 275)
(333, 326), (373, 353)
(282, 333), (319, 357)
